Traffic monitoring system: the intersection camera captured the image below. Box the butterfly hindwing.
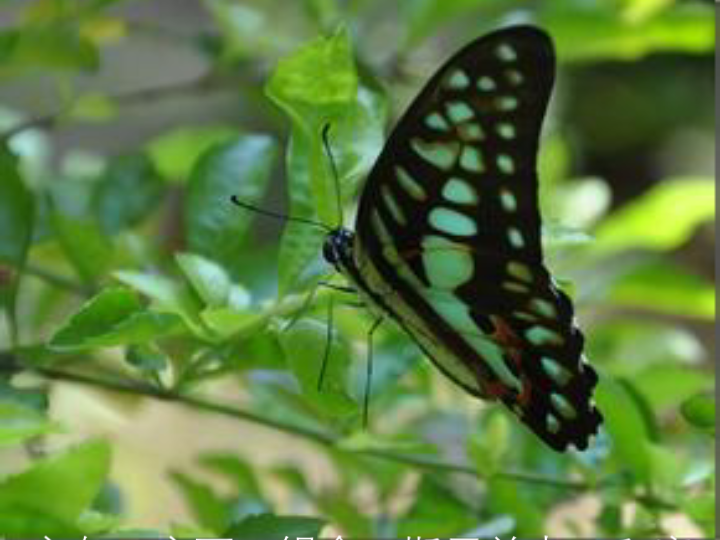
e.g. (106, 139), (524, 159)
(344, 26), (602, 451)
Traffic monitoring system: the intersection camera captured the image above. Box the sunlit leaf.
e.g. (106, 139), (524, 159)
(49, 286), (184, 350)
(169, 471), (229, 533)
(607, 258), (714, 319)
(267, 29), (386, 293)
(176, 252), (232, 308)
(543, 3), (715, 61)
(595, 376), (653, 484)
(0, 439), (111, 521)
(593, 178), (714, 253)
(147, 126), (237, 180)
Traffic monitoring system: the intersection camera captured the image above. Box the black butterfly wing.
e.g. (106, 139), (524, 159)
(352, 25), (602, 451)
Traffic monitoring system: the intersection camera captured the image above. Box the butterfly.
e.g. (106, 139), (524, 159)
(319, 25), (602, 452)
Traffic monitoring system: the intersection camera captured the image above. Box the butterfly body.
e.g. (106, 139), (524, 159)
(322, 25), (602, 452)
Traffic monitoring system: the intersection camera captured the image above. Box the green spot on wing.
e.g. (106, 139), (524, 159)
(422, 235), (474, 288)
(395, 166), (426, 200)
(496, 96), (518, 111)
(525, 325), (563, 346)
(496, 123), (516, 140)
(411, 139), (458, 170)
(530, 298), (557, 319)
(477, 76), (496, 91)
(446, 101), (474, 123)
(425, 112), (450, 132)
(497, 154), (515, 174)
(507, 261), (532, 282)
(442, 178), (478, 205)
(505, 69), (523, 85)
(381, 185), (407, 225)
(499, 188), (518, 212)
(460, 146), (484, 173)
(542, 357), (572, 386)
(508, 228), (524, 249)
(551, 393), (577, 419)
(459, 123), (484, 141)
(546, 413), (560, 434)
(446, 69), (470, 90)
(429, 207), (477, 236)
(496, 43), (517, 62)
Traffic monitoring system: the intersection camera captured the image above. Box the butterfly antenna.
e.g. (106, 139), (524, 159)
(321, 123), (344, 228)
(230, 195), (331, 232)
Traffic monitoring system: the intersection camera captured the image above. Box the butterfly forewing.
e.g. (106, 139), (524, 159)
(349, 26), (602, 451)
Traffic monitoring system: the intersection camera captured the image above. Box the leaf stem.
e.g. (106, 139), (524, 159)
(2, 356), (599, 491)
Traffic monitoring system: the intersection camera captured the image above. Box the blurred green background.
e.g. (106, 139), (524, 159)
(0, 0), (715, 538)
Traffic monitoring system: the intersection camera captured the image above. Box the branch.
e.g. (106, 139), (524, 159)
(0, 71), (233, 143)
(1, 356), (600, 491)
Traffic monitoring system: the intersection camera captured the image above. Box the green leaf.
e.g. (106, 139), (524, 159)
(169, 471), (229, 533)
(0, 439), (111, 521)
(200, 305), (259, 339)
(267, 28), (357, 109)
(396, 477), (476, 537)
(267, 29), (386, 293)
(267, 28), (358, 226)
(542, 3), (715, 61)
(224, 513), (325, 538)
(486, 476), (544, 537)
(49, 286), (184, 351)
(185, 135), (277, 269)
(314, 491), (373, 537)
(113, 270), (207, 337)
(51, 212), (114, 284)
(278, 319), (357, 423)
(176, 252), (232, 308)
(276, 134), (327, 295)
(93, 153), (164, 234)
(198, 453), (265, 501)
(0, 144), (34, 267)
(631, 364), (712, 413)
(608, 259), (715, 319)
(593, 178), (714, 253)
(147, 125), (237, 180)
(681, 393), (715, 434)
(468, 410), (511, 474)
(684, 492), (715, 535)
(0, 402), (61, 447)
(595, 376), (653, 484)
(0, 505), (82, 537)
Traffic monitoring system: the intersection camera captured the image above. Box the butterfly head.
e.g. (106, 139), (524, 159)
(323, 228), (354, 271)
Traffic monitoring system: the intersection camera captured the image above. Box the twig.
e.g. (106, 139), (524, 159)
(0, 71), (228, 143)
(1, 356), (601, 491)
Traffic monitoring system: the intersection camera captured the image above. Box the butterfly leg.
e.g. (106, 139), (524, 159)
(317, 295), (335, 391)
(283, 282), (321, 333)
(319, 281), (357, 294)
(363, 316), (384, 427)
